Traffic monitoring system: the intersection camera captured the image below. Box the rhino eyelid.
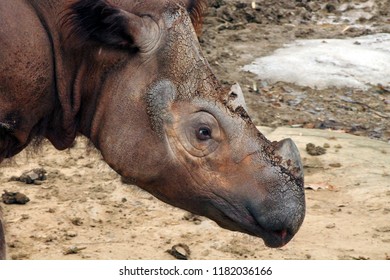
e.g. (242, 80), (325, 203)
(194, 108), (212, 113)
(193, 109), (218, 120)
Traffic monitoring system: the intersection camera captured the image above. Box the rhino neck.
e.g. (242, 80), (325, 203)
(21, 0), (80, 149)
(25, 1), (123, 150)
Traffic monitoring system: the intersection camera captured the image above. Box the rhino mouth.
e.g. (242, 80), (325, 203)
(208, 199), (295, 248)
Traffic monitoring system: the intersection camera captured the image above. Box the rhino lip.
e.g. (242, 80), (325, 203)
(210, 201), (293, 248)
(246, 208), (294, 248)
(236, 215), (293, 248)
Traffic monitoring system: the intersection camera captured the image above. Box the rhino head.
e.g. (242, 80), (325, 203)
(57, 0), (305, 248)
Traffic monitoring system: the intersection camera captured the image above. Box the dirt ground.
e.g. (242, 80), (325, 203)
(1, 0), (390, 260)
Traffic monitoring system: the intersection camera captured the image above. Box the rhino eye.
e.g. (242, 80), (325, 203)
(196, 127), (212, 141)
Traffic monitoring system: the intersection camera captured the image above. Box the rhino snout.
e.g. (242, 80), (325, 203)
(239, 137), (305, 247)
(246, 189), (305, 248)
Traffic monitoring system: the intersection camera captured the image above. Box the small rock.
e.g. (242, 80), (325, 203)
(45, 235), (56, 243)
(201, 249), (210, 257)
(352, 256), (370, 260)
(329, 163), (342, 168)
(183, 212), (203, 225)
(10, 168), (47, 185)
(306, 143), (326, 156)
(21, 214), (30, 220)
(11, 253), (30, 260)
(66, 231), (78, 238)
(325, 3), (336, 13)
(166, 243), (191, 260)
(70, 217), (83, 226)
(2, 190), (30, 204)
(326, 223), (336, 229)
(63, 246), (86, 255)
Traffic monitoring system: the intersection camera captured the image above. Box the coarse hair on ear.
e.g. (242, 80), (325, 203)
(61, 0), (156, 51)
(185, 0), (208, 36)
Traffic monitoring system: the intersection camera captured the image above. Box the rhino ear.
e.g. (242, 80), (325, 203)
(63, 0), (156, 50)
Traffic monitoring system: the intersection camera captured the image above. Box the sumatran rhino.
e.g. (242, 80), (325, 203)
(0, 0), (305, 259)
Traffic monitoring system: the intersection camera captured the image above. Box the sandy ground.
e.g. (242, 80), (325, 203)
(1, 0), (390, 260)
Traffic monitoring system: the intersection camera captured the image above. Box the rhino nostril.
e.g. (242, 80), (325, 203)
(273, 228), (288, 240)
(269, 228), (292, 247)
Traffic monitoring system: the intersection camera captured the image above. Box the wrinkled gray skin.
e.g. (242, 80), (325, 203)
(0, 0), (305, 259)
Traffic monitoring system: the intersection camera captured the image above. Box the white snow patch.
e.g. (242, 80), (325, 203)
(242, 33), (390, 89)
